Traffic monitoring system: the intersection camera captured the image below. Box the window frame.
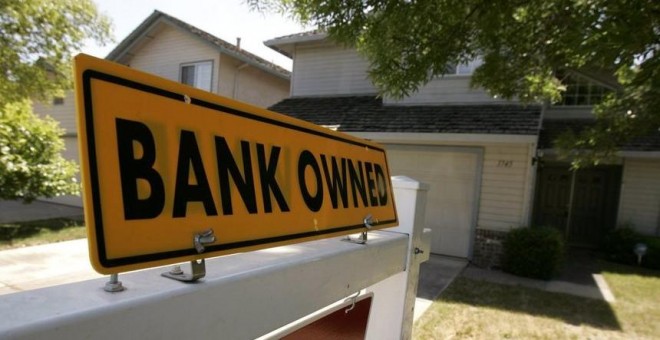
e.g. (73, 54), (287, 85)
(442, 57), (484, 77)
(553, 72), (614, 107)
(179, 60), (214, 92)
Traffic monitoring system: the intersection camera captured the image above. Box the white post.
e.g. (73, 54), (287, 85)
(365, 176), (429, 340)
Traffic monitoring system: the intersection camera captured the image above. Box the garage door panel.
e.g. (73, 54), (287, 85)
(437, 227), (471, 258)
(386, 145), (481, 258)
(427, 181), (478, 205)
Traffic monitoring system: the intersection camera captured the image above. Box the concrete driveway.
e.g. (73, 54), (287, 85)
(0, 239), (103, 295)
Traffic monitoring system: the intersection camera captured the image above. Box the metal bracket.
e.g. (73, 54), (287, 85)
(343, 214), (376, 245)
(344, 291), (361, 314)
(162, 229), (215, 283)
(161, 259), (207, 282)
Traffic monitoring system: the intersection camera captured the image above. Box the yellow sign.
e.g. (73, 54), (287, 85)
(74, 54), (398, 274)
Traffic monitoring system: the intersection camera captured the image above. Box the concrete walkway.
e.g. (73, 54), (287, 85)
(414, 255), (468, 321)
(0, 239), (103, 295)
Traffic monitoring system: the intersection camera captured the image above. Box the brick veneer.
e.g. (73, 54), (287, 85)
(472, 228), (509, 269)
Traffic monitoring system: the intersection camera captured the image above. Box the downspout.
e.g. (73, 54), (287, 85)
(233, 63), (249, 99)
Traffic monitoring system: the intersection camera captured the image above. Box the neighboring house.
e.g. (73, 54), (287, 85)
(33, 10), (291, 207)
(265, 31), (660, 267)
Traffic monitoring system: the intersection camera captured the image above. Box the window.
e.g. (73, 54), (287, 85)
(53, 97), (64, 105)
(180, 61), (213, 92)
(443, 57), (483, 76)
(554, 72), (612, 106)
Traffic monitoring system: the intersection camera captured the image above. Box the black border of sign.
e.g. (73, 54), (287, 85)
(82, 70), (398, 268)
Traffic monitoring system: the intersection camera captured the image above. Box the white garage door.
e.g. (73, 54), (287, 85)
(386, 145), (481, 258)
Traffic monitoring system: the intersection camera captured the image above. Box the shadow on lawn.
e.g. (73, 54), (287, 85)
(0, 217), (84, 242)
(600, 260), (660, 279)
(441, 276), (622, 331)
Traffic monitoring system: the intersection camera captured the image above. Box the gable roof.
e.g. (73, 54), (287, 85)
(106, 10), (290, 80)
(264, 30), (327, 58)
(269, 96), (541, 135)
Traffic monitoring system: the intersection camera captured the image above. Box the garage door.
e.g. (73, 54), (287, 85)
(386, 145), (481, 258)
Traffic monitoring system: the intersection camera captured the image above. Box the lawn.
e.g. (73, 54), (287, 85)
(0, 218), (86, 250)
(413, 262), (660, 339)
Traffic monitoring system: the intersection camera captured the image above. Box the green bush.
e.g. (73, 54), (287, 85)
(602, 227), (638, 264)
(501, 227), (565, 280)
(602, 227), (660, 270)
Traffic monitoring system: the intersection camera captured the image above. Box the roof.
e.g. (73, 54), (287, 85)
(264, 30), (327, 58)
(106, 10), (290, 80)
(269, 96), (542, 135)
(539, 119), (660, 151)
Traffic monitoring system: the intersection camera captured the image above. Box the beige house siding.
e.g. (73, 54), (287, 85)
(126, 24), (221, 93)
(33, 91), (77, 135)
(618, 158), (660, 235)
(478, 144), (532, 231)
(33, 94), (83, 206)
(234, 66), (290, 108)
(292, 42), (376, 97)
(290, 41), (513, 105)
(384, 76), (510, 105)
(125, 24), (288, 108)
(217, 54), (238, 98)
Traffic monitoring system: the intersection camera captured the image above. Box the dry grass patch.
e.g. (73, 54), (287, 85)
(414, 262), (660, 339)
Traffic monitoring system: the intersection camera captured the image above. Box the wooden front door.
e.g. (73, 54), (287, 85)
(533, 164), (621, 246)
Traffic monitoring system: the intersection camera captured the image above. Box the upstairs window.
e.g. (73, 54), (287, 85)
(53, 97), (64, 105)
(180, 61), (213, 92)
(555, 72), (612, 106)
(443, 57), (483, 76)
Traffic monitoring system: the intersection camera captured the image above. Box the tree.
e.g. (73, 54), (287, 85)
(0, 100), (79, 201)
(0, 0), (111, 201)
(250, 0), (660, 167)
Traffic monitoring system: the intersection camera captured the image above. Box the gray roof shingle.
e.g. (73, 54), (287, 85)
(269, 96), (542, 135)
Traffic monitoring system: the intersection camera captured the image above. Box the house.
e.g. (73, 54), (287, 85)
(264, 31), (660, 266)
(33, 10), (291, 207)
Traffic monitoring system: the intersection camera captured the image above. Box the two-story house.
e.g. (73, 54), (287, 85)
(265, 31), (660, 266)
(33, 10), (291, 207)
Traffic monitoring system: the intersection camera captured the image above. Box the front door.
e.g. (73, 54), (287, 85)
(533, 164), (621, 246)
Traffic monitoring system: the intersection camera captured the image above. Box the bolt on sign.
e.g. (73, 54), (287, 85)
(74, 54), (398, 274)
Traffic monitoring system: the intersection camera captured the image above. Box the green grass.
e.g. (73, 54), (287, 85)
(414, 261), (660, 339)
(0, 218), (86, 250)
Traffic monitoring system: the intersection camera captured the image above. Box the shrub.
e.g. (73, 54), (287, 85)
(602, 227), (660, 270)
(602, 227), (639, 265)
(501, 227), (565, 280)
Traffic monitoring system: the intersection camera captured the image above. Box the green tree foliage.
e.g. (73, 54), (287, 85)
(250, 0), (660, 166)
(0, 0), (111, 201)
(0, 100), (78, 201)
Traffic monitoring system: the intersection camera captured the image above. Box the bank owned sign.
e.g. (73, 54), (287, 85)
(74, 54), (397, 274)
